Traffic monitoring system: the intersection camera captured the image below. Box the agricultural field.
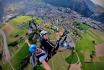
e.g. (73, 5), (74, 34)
(1, 15), (104, 70)
(76, 28), (104, 70)
(1, 15), (73, 70)
(1, 15), (44, 70)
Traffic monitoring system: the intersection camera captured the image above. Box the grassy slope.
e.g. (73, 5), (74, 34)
(2, 43), (29, 70)
(7, 15), (45, 69)
(49, 50), (70, 70)
(76, 30), (95, 52)
(8, 16), (32, 42)
(2, 16), (104, 70)
(3, 15), (44, 70)
(11, 43), (29, 69)
(1, 16), (31, 70)
(7, 16), (43, 43)
(76, 29), (104, 70)
(83, 62), (104, 70)
(1, 15), (71, 70)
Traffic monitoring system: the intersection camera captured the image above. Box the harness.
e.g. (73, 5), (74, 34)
(40, 30), (69, 59)
(30, 52), (47, 67)
(36, 53), (46, 64)
(30, 30), (70, 67)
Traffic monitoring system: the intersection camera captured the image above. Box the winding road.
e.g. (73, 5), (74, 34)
(67, 34), (81, 70)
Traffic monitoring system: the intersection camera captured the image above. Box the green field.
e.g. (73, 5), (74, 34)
(1, 15), (104, 70)
(8, 16), (32, 42)
(11, 43), (29, 69)
(76, 29), (104, 70)
(6, 15), (43, 43)
(49, 50), (70, 70)
(82, 62), (104, 70)
(74, 21), (90, 30)
(1, 15), (43, 70)
(2, 43), (29, 70)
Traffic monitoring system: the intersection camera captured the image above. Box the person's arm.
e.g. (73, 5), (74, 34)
(25, 39), (30, 47)
(40, 44), (44, 49)
(41, 60), (51, 70)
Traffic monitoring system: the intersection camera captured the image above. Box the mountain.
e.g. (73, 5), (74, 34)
(0, 0), (43, 23)
(0, 0), (104, 24)
(91, 13), (104, 23)
(44, 0), (104, 23)
(0, 0), (4, 23)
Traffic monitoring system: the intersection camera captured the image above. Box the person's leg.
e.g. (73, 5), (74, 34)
(41, 60), (51, 70)
(47, 51), (52, 60)
(51, 44), (59, 56)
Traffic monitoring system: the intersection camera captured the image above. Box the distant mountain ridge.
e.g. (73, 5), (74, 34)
(44, 0), (104, 23)
(0, 0), (104, 24)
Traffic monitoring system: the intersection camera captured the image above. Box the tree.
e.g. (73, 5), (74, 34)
(92, 40), (96, 45)
(8, 41), (18, 47)
(90, 51), (96, 62)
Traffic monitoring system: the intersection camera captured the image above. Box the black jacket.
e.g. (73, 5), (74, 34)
(40, 39), (54, 52)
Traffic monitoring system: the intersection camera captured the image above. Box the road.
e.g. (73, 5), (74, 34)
(67, 34), (81, 70)
(0, 29), (11, 62)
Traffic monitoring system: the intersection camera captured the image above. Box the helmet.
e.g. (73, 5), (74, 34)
(40, 30), (48, 37)
(29, 44), (37, 54)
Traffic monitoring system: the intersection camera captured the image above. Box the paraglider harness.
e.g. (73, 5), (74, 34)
(30, 30), (69, 67)
(27, 20), (70, 67)
(34, 53), (46, 63)
(30, 50), (48, 67)
(51, 30), (69, 56)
